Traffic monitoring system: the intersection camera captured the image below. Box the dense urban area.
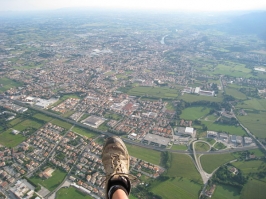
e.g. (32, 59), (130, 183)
(0, 10), (266, 199)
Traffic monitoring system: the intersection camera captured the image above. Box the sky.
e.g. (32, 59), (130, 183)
(0, 0), (266, 12)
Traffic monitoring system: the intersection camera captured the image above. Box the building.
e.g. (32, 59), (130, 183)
(82, 115), (105, 128)
(9, 179), (35, 199)
(128, 133), (137, 140)
(143, 133), (170, 148)
(244, 137), (253, 145)
(175, 127), (194, 136)
(207, 131), (218, 138)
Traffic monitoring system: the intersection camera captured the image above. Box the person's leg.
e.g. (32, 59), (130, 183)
(102, 136), (131, 199)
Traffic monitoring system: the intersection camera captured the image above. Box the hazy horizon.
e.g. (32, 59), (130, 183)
(0, 0), (266, 12)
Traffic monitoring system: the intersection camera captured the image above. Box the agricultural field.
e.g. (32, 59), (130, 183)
(180, 94), (223, 103)
(33, 113), (53, 122)
(201, 121), (246, 136)
(180, 106), (211, 120)
(72, 126), (97, 138)
(213, 62), (252, 78)
(212, 184), (241, 199)
(200, 153), (236, 173)
(0, 129), (26, 147)
(127, 86), (178, 99)
(236, 98), (266, 111)
(55, 187), (94, 199)
(225, 87), (247, 100)
(195, 142), (210, 152)
(238, 112), (266, 138)
(151, 177), (202, 199)
(232, 160), (266, 176)
(125, 144), (161, 165)
(167, 153), (201, 182)
(0, 77), (22, 93)
(30, 169), (67, 191)
(50, 119), (72, 130)
(240, 179), (266, 199)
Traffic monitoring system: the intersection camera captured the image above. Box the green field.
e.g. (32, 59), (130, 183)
(232, 160), (266, 176)
(151, 177), (202, 199)
(72, 127), (97, 138)
(51, 119), (72, 129)
(13, 119), (43, 131)
(248, 149), (265, 157)
(213, 142), (227, 150)
(201, 121), (246, 136)
(125, 144), (161, 165)
(225, 87), (247, 100)
(201, 153), (236, 173)
(56, 187), (93, 199)
(195, 142), (210, 152)
(171, 144), (188, 150)
(240, 179), (266, 199)
(213, 62), (251, 78)
(0, 77), (22, 92)
(237, 98), (266, 111)
(238, 112), (266, 138)
(30, 169), (67, 191)
(212, 184), (240, 199)
(180, 94), (222, 102)
(33, 113), (53, 122)
(8, 117), (23, 126)
(180, 106), (211, 120)
(0, 129), (26, 147)
(127, 86), (178, 99)
(167, 153), (202, 182)
(202, 138), (216, 145)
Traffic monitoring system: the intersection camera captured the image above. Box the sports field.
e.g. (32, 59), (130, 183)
(72, 126), (97, 138)
(238, 112), (266, 138)
(127, 86), (178, 99)
(125, 144), (161, 165)
(0, 129), (26, 147)
(30, 169), (67, 191)
(151, 177), (202, 199)
(200, 153), (236, 173)
(212, 184), (240, 199)
(55, 187), (93, 199)
(201, 121), (246, 136)
(180, 106), (211, 120)
(240, 179), (266, 199)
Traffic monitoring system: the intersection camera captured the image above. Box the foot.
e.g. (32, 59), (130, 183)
(102, 136), (131, 199)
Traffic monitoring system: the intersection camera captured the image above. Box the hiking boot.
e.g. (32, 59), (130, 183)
(102, 136), (131, 199)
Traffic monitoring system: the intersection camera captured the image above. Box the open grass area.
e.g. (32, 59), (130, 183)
(167, 153), (202, 182)
(248, 149), (265, 157)
(72, 126), (97, 138)
(151, 177), (202, 199)
(213, 142), (227, 150)
(171, 144), (188, 150)
(125, 144), (161, 165)
(104, 112), (122, 120)
(30, 169), (67, 191)
(200, 153), (236, 173)
(213, 62), (251, 78)
(51, 119), (72, 130)
(166, 102), (175, 111)
(201, 121), (246, 136)
(0, 77), (22, 93)
(241, 179), (266, 199)
(180, 106), (211, 120)
(232, 160), (266, 176)
(8, 117), (23, 126)
(13, 119), (43, 131)
(202, 138), (216, 145)
(225, 87), (247, 100)
(0, 129), (26, 147)
(55, 187), (93, 199)
(237, 98), (266, 111)
(238, 112), (266, 138)
(127, 86), (178, 99)
(33, 113), (53, 122)
(180, 94), (223, 102)
(195, 142), (210, 152)
(212, 184), (240, 199)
